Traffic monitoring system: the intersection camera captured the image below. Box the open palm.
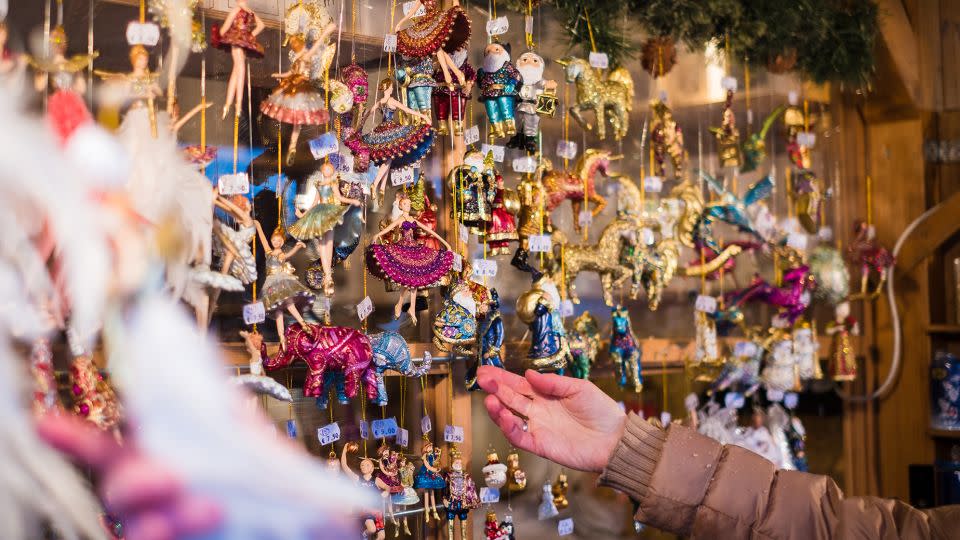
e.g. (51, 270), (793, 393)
(477, 366), (627, 473)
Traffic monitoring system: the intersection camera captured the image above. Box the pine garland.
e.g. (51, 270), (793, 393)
(551, 0), (637, 67)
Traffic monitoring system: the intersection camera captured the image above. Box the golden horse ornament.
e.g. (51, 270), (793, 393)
(556, 57), (634, 141)
(554, 217), (638, 306)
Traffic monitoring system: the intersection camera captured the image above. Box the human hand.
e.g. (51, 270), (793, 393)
(37, 414), (222, 540)
(477, 367), (626, 473)
(296, 241), (306, 249)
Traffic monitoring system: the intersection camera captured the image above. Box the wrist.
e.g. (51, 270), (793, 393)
(592, 412), (628, 473)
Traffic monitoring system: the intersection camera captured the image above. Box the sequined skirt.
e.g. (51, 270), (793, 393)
(212, 25), (264, 57)
(397, 6), (471, 57)
(260, 75), (330, 126)
(261, 272), (315, 315)
(287, 203), (348, 240)
(366, 243), (453, 289)
(348, 120), (435, 168)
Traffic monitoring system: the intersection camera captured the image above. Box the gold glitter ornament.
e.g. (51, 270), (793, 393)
(556, 57), (633, 140)
(556, 217), (637, 306)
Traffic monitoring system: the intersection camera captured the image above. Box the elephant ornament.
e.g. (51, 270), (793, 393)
(369, 331), (433, 406)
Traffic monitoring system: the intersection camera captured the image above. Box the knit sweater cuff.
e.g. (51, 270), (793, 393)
(597, 413), (666, 503)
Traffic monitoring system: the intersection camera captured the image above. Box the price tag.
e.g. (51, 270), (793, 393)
(458, 224), (471, 242)
(356, 296), (374, 321)
(788, 91), (799, 106)
(330, 152), (355, 173)
(317, 422), (341, 446)
(126, 21), (160, 46)
(784, 392), (799, 410)
(383, 33), (398, 52)
(721, 76), (738, 92)
(643, 176), (663, 193)
(218, 172), (250, 195)
(640, 227), (656, 246)
(397, 428), (409, 447)
(767, 388), (785, 402)
(733, 341), (758, 358)
(747, 109), (754, 125)
(797, 131), (816, 147)
(512, 156), (538, 173)
(242, 301), (265, 325)
(786, 232), (807, 251)
(724, 392), (745, 410)
(286, 419), (298, 439)
(480, 143), (505, 163)
(818, 226), (833, 241)
(308, 132), (339, 159)
(695, 294), (717, 314)
(464, 125), (480, 145)
(588, 51), (609, 69)
(452, 252), (463, 272)
(471, 259), (498, 278)
(372, 417), (399, 438)
(524, 15), (534, 34)
(556, 139), (578, 160)
(486, 16), (509, 36)
(402, 1), (426, 16)
(391, 166), (415, 186)
(421, 415), (432, 434)
(529, 234), (552, 253)
(444, 424), (465, 443)
(578, 210), (593, 227)
(559, 299), (575, 318)
(479, 487), (500, 503)
(359, 420), (369, 439)
(558, 518), (574, 536)
(771, 315), (790, 329)
(658, 89), (668, 102)
(660, 411), (672, 426)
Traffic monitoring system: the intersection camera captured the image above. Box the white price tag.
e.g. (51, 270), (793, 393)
(452, 252), (463, 272)
(733, 341), (758, 358)
(359, 420), (369, 439)
(818, 226), (833, 241)
(397, 428), (409, 447)
(356, 296), (374, 321)
(784, 392), (799, 410)
(372, 417), (399, 438)
(402, 1), (427, 16)
(588, 51), (609, 69)
(658, 89), (669, 102)
(721, 76), (738, 92)
(458, 224), (471, 242)
(558, 518), (575, 536)
(559, 299), (575, 318)
(797, 131), (816, 148)
(512, 156), (538, 173)
(383, 33), (398, 52)
(317, 422), (341, 446)
(529, 234), (552, 253)
(471, 259), (498, 278)
(695, 294), (717, 314)
(578, 210), (593, 227)
(660, 411), (672, 426)
(725, 392), (745, 409)
(771, 315), (790, 329)
(788, 91), (799, 106)
(767, 388), (785, 402)
(218, 172), (250, 195)
(464, 125), (480, 145)
(479, 487), (501, 503)
(242, 302), (265, 325)
(391, 166), (415, 186)
(480, 143), (505, 163)
(485, 16), (509, 36)
(443, 424), (465, 443)
(643, 176), (663, 193)
(556, 139), (578, 159)
(308, 132), (339, 160)
(421, 415), (432, 434)
(640, 227), (656, 245)
(524, 15), (534, 34)
(126, 21), (160, 46)
(786, 232), (808, 251)
(747, 109), (754, 125)
(330, 152), (355, 173)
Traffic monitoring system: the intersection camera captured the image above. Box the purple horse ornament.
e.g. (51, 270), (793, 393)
(263, 323), (378, 409)
(721, 265), (815, 326)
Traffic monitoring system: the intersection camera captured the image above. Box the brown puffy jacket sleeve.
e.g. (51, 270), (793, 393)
(598, 413), (960, 539)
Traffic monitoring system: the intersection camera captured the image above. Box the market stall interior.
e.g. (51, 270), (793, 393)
(2, 0), (960, 538)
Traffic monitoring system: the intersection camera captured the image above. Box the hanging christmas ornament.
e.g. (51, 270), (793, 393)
(433, 47), (474, 136)
(792, 320), (822, 381)
(506, 450), (527, 493)
(484, 158), (520, 257)
(537, 482), (559, 520)
(556, 56), (633, 140)
(370, 332), (432, 406)
(516, 274), (570, 373)
(482, 450), (508, 489)
(394, 456), (419, 535)
(694, 309), (720, 367)
(211, 0), (265, 119)
(809, 245), (850, 305)
(340, 442), (387, 539)
(477, 42), (522, 139)
(650, 99), (686, 179)
(761, 331), (799, 392)
(741, 106), (785, 173)
(630, 235), (681, 310)
(233, 330), (292, 402)
(710, 87), (742, 169)
(541, 149), (611, 232)
(443, 447), (479, 540)
(467, 289), (506, 391)
(449, 150), (494, 234)
(414, 440), (446, 523)
(394, 0), (472, 87)
(509, 51), (557, 152)
(551, 471), (569, 510)
(826, 301), (859, 381)
(609, 305), (642, 392)
(340, 63), (369, 132)
(567, 312), (600, 379)
(434, 261), (490, 354)
(720, 266), (814, 327)
(847, 220), (894, 300)
(556, 215), (635, 306)
(375, 443), (404, 530)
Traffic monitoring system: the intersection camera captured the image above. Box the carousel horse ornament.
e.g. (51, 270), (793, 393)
(567, 312), (600, 379)
(263, 323), (379, 409)
(556, 56), (634, 140)
(541, 149), (613, 231)
(369, 331), (433, 406)
(629, 236), (679, 311)
(609, 305), (642, 392)
(721, 265), (816, 327)
(557, 217), (637, 306)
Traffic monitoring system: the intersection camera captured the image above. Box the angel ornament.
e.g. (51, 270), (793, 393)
(366, 192), (454, 324)
(826, 301), (859, 381)
(345, 78), (434, 203)
(212, 0), (265, 119)
(287, 162), (363, 296)
(261, 24), (336, 165)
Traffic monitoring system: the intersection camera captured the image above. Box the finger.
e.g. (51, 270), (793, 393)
(101, 456), (182, 515)
(169, 495), (222, 537)
(36, 413), (122, 472)
(492, 401), (536, 453)
(477, 365), (534, 397)
(124, 510), (175, 540)
(525, 369), (581, 399)
(491, 379), (533, 418)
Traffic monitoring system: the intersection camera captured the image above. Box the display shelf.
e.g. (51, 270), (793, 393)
(929, 428), (960, 440)
(926, 324), (960, 335)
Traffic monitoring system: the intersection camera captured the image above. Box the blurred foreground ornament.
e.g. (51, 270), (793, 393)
(809, 245), (850, 305)
(710, 89), (742, 169)
(567, 312), (600, 379)
(847, 220), (893, 300)
(650, 99), (685, 179)
(826, 301), (858, 381)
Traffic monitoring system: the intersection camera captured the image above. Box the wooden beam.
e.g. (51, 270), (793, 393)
(894, 189), (960, 272)
(877, 0), (922, 108)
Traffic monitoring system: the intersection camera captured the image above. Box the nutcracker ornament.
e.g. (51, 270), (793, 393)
(509, 51), (557, 153)
(826, 301), (858, 381)
(443, 447), (479, 540)
(477, 42), (522, 139)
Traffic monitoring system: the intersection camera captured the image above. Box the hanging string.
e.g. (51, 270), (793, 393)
(866, 175), (873, 227)
(360, 381), (368, 457)
(525, 0), (534, 49)
(744, 62), (751, 131)
(139, 0), (145, 23)
(328, 389), (336, 453)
